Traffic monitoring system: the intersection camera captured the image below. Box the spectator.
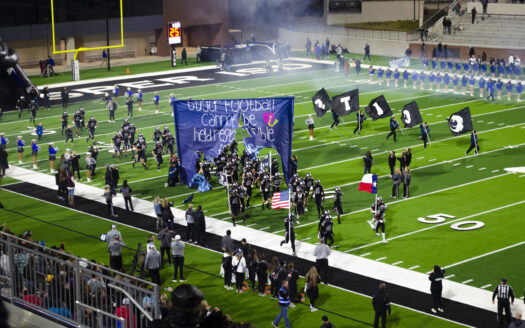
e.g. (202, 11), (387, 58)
(161, 198), (174, 230)
(104, 185), (118, 218)
(313, 238), (331, 284)
(157, 226), (173, 266)
(221, 230), (233, 252)
(509, 312), (524, 328)
(222, 250), (234, 290)
(145, 245), (162, 285)
(106, 224), (122, 243)
(114, 298), (136, 328)
(471, 6), (477, 24)
(185, 204), (195, 242)
(305, 266), (321, 312)
(66, 170), (75, 206)
(171, 235), (186, 282)
(321, 315), (336, 328)
(101, 50), (108, 66)
(107, 235), (125, 271)
(181, 48), (188, 65)
(195, 45), (201, 63)
(153, 196), (162, 230)
(194, 205), (206, 245)
(0, 148), (8, 177)
(120, 180), (133, 212)
(232, 249), (247, 293)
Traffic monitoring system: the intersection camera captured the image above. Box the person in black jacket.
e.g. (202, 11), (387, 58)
(405, 148), (412, 168)
(222, 250), (233, 290)
(287, 262), (299, 307)
(280, 214), (296, 256)
(257, 254), (268, 296)
(397, 151), (407, 173)
(388, 151), (396, 176)
(194, 205), (205, 245)
(429, 265), (445, 313)
(403, 168), (411, 198)
(61, 87), (69, 109)
(363, 151), (373, 174)
(372, 282), (391, 328)
(354, 110), (366, 135)
(71, 151), (81, 180)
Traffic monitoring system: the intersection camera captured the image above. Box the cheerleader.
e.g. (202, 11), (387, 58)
(137, 89), (143, 111)
(49, 143), (58, 173)
(506, 81), (513, 101)
(17, 136), (24, 164)
(306, 114), (315, 141)
(31, 139), (39, 169)
(153, 92), (160, 114)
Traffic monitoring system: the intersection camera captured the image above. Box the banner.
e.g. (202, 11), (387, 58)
(366, 95), (392, 121)
(401, 101), (423, 128)
(447, 107), (473, 136)
(389, 55), (410, 69)
(312, 88), (331, 117)
(174, 97), (294, 185)
(332, 89), (359, 117)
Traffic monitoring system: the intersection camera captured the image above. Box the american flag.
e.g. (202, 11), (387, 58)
(271, 190), (290, 209)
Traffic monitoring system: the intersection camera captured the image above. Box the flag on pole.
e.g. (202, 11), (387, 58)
(447, 107), (473, 136)
(366, 95), (392, 121)
(312, 88), (332, 117)
(261, 153), (271, 170)
(218, 172), (227, 186)
(332, 89), (359, 116)
(358, 174), (378, 194)
(271, 189), (290, 209)
(401, 101), (423, 128)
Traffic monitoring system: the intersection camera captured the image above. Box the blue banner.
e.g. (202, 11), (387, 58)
(173, 97), (294, 186)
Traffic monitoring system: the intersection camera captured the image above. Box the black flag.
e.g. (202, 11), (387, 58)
(332, 89), (359, 116)
(366, 95), (392, 121)
(312, 88), (332, 117)
(401, 101), (423, 128)
(447, 107), (473, 136)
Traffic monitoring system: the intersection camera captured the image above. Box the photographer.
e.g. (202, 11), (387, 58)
(429, 265), (445, 313)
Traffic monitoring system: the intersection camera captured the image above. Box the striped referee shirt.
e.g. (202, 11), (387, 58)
(492, 284), (515, 302)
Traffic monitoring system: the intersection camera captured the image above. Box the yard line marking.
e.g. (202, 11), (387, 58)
(477, 120), (484, 123)
(453, 163), (461, 166)
(300, 136), (306, 139)
(427, 113), (433, 115)
(260, 227), (270, 231)
(360, 252), (371, 257)
(417, 157), (424, 160)
(142, 196), (153, 199)
(444, 241), (525, 269)
(498, 123), (505, 126)
(462, 279), (473, 284)
(346, 198), (525, 252)
(520, 175), (525, 178)
(376, 257), (387, 261)
(445, 274), (456, 279)
(133, 193), (142, 197)
(481, 284), (492, 289)
(466, 165), (474, 168)
(487, 121), (494, 124)
(478, 167), (486, 170)
(246, 223), (257, 227)
(301, 237), (312, 241)
(409, 265), (420, 270)
(491, 169), (499, 173)
(360, 146), (368, 149)
(392, 261), (403, 265)
(428, 158), (437, 162)
(436, 114), (443, 117)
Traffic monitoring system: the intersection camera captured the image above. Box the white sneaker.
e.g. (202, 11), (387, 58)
(382, 239), (388, 243)
(18, 160), (22, 164)
(33, 165), (38, 169)
(172, 280), (178, 283)
(309, 136), (314, 141)
(438, 308), (444, 312)
(87, 178), (92, 182)
(431, 308), (437, 313)
(311, 307), (317, 312)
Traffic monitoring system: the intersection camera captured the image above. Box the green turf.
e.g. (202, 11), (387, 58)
(2, 62), (525, 312)
(344, 20), (420, 32)
(0, 189), (465, 327)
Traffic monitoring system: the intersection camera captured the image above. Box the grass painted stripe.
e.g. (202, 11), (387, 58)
(409, 265), (420, 270)
(462, 279), (473, 284)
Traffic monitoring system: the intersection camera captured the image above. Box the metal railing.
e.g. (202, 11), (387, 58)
(0, 231), (160, 328)
(427, 0), (462, 38)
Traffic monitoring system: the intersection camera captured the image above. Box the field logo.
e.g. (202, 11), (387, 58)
(449, 114), (464, 133)
(263, 112), (278, 127)
(402, 109), (411, 124)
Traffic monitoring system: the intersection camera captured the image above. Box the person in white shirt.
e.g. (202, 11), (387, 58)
(232, 249), (247, 293)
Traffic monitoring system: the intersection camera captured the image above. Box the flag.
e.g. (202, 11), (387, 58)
(401, 101), (423, 128)
(332, 89), (359, 116)
(358, 174), (378, 194)
(190, 174), (211, 192)
(271, 189), (290, 209)
(312, 88), (332, 117)
(182, 193), (194, 204)
(218, 172), (227, 187)
(366, 95), (392, 121)
(260, 153), (271, 170)
(389, 55), (410, 69)
(447, 107), (473, 136)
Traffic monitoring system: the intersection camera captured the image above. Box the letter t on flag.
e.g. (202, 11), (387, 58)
(358, 174), (378, 194)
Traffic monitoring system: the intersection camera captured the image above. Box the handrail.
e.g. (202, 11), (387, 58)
(76, 301), (125, 322)
(108, 283), (154, 322)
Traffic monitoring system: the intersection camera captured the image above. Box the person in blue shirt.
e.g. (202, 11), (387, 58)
(402, 70), (409, 88)
(419, 71), (426, 90)
(420, 122), (430, 149)
(272, 280), (291, 328)
(354, 110), (366, 135)
(466, 131), (479, 156)
(36, 122), (44, 140)
(497, 64), (504, 78)
(490, 63), (496, 78)
(48, 143), (57, 173)
(369, 66), (375, 82)
(472, 61), (479, 76)
(443, 73), (451, 91)
(506, 81), (513, 101)
(469, 75), (476, 96)
(514, 65), (521, 78)
(431, 58), (437, 71)
(17, 136), (24, 164)
(461, 74), (468, 94)
(137, 89), (143, 111)
(480, 63), (487, 77)
(452, 74), (459, 93)
(440, 61), (446, 72)
(126, 87), (132, 98)
(377, 68), (384, 85)
(505, 65), (513, 79)
(455, 62), (461, 73)
(428, 72), (435, 90)
(423, 59), (429, 71)
(412, 70), (419, 89)
(517, 81), (523, 102)
(386, 116), (400, 142)
(462, 62), (470, 73)
(486, 78), (495, 102)
(447, 61), (453, 72)
(31, 139), (39, 169)
(496, 79), (503, 100)
(169, 93), (177, 117)
(101, 50), (108, 65)
(0, 133), (7, 150)
(478, 77), (486, 97)
(393, 69), (400, 87)
(153, 92), (160, 114)
(385, 68), (392, 86)
(113, 85), (119, 102)
(435, 72), (442, 91)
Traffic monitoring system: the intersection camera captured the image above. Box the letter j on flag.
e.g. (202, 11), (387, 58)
(358, 174), (378, 194)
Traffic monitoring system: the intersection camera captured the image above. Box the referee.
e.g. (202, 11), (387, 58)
(492, 277), (514, 327)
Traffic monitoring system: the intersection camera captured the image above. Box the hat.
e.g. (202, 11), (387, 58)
(112, 224), (117, 229)
(322, 315), (329, 321)
(171, 284), (204, 309)
(175, 235), (181, 241)
(235, 248), (243, 255)
(122, 298), (130, 305)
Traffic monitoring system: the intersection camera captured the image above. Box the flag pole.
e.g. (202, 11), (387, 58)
(398, 121), (405, 136)
(424, 125), (432, 144)
(472, 131), (478, 155)
(269, 150), (272, 176)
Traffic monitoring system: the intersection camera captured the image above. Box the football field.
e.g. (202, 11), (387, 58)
(1, 59), (525, 324)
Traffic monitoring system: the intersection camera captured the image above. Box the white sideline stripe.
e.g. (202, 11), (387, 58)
(417, 157), (424, 160)
(446, 274), (456, 279)
(428, 158), (437, 162)
(142, 196), (153, 199)
(466, 165), (474, 168)
(360, 252), (371, 257)
(478, 167), (486, 170)
(453, 163), (462, 166)
(492, 170), (499, 173)
(444, 241), (525, 270)
(347, 199), (525, 252)
(392, 261), (404, 265)
(376, 257), (387, 261)
(409, 265), (420, 270)
(246, 223), (256, 227)
(301, 237), (312, 241)
(462, 279), (474, 284)
(260, 227), (270, 231)
(481, 284), (492, 289)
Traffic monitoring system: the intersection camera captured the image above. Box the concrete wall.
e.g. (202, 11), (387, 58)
(467, 2), (525, 15)
(279, 26), (410, 57)
(326, 0), (425, 26)
(409, 43), (525, 61)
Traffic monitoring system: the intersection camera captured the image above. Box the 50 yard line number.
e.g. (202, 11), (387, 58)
(418, 213), (485, 231)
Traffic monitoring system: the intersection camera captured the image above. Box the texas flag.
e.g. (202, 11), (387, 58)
(358, 174), (378, 194)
